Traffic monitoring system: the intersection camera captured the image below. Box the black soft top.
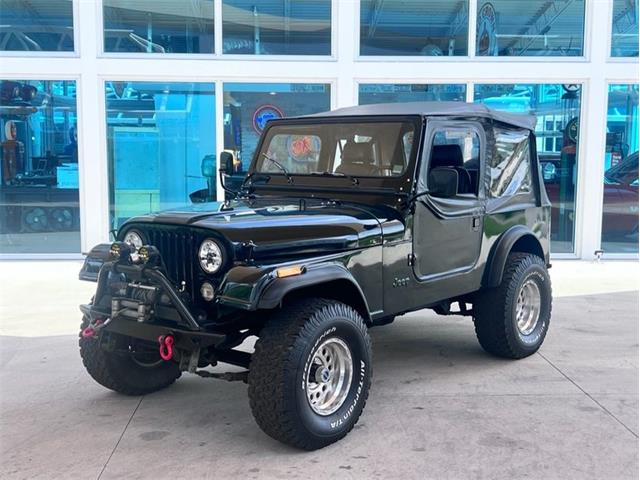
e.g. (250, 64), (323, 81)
(302, 101), (536, 131)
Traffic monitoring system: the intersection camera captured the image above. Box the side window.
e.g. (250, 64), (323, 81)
(491, 128), (532, 198)
(428, 128), (481, 196)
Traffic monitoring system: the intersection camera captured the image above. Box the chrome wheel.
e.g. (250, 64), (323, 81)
(305, 337), (353, 416)
(516, 278), (541, 335)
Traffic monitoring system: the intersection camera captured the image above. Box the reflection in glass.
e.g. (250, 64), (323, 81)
(222, 0), (331, 55)
(0, 0), (74, 52)
(611, 0), (639, 57)
(490, 128), (532, 198)
(360, 0), (468, 56)
(475, 83), (582, 253)
(222, 83), (330, 190)
(476, 0), (585, 57)
(601, 84), (638, 253)
(0, 80), (79, 253)
(103, 1), (214, 54)
(105, 82), (216, 229)
(359, 84), (466, 104)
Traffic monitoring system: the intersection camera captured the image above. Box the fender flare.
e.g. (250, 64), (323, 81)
(216, 263), (372, 321)
(484, 225), (544, 288)
(257, 263), (371, 319)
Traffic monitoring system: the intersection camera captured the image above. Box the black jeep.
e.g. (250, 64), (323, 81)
(79, 102), (552, 450)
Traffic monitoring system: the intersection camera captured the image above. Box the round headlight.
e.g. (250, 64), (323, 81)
(198, 239), (223, 274)
(123, 230), (144, 250)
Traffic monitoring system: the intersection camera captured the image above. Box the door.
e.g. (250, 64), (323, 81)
(412, 121), (485, 280)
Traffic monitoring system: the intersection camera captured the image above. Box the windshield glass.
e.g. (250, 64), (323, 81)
(255, 120), (418, 177)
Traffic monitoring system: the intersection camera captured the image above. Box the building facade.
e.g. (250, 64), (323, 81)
(0, 0), (638, 259)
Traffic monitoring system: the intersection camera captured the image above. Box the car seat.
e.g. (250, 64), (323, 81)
(336, 141), (379, 176)
(430, 144), (473, 194)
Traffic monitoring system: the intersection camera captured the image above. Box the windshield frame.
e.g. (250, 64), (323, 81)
(245, 115), (424, 193)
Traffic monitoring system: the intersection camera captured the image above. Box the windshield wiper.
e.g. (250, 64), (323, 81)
(310, 171), (359, 185)
(261, 153), (293, 183)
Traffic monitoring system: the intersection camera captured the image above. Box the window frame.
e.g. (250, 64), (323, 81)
(355, 0), (591, 62)
(0, 0), (80, 57)
(255, 117), (420, 179)
(421, 119), (486, 203)
(607, 0), (640, 61)
(97, 0), (338, 59)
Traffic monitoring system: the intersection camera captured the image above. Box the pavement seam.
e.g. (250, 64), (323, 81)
(96, 396), (144, 480)
(537, 351), (638, 439)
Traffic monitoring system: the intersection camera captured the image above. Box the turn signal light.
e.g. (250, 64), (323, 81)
(276, 265), (306, 278)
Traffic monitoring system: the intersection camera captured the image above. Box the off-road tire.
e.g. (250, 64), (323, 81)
(474, 253), (552, 359)
(79, 316), (181, 395)
(248, 298), (372, 450)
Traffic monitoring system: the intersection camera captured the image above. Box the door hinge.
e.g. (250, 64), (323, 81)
(407, 254), (416, 266)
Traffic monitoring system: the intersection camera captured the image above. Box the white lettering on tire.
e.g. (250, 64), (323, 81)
(330, 360), (366, 429)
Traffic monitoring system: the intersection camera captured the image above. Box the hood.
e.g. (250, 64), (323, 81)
(123, 199), (399, 259)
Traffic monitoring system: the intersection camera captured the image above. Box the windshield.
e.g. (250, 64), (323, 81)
(255, 120), (418, 178)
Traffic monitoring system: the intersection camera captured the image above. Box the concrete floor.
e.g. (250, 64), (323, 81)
(0, 262), (638, 479)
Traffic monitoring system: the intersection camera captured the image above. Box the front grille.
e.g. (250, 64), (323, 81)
(144, 227), (199, 303)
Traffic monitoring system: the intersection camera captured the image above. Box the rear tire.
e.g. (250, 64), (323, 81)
(474, 253), (552, 359)
(79, 316), (181, 395)
(248, 298), (372, 450)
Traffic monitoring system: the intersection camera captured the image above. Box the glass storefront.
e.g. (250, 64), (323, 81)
(0, 0), (74, 52)
(360, 0), (469, 56)
(601, 84), (639, 253)
(106, 82), (216, 229)
(0, 80), (80, 253)
(475, 83), (582, 253)
(222, 83), (330, 187)
(359, 84), (466, 104)
(476, 1), (585, 56)
(103, 1), (214, 54)
(611, 0), (639, 57)
(222, 0), (331, 55)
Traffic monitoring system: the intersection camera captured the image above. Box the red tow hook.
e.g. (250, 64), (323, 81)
(158, 335), (175, 361)
(81, 319), (103, 339)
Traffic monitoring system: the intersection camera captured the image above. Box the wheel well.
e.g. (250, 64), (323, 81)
(484, 232), (546, 288)
(281, 279), (371, 324)
(510, 234), (544, 260)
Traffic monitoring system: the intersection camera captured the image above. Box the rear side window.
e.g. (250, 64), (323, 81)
(490, 128), (532, 198)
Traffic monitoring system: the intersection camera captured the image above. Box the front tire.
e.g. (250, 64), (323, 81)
(474, 253), (552, 359)
(248, 298), (372, 450)
(79, 316), (181, 395)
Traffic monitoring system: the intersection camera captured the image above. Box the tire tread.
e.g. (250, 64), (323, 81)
(248, 298), (371, 450)
(474, 253), (552, 359)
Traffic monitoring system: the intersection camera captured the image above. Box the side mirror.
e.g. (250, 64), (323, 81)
(428, 167), (458, 198)
(219, 151), (234, 175)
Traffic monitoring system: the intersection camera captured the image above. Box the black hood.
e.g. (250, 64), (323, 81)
(122, 199), (401, 258)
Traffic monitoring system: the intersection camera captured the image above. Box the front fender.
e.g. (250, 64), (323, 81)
(217, 262), (370, 316)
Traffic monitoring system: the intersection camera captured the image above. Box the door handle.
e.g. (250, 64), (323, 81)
(472, 216), (481, 231)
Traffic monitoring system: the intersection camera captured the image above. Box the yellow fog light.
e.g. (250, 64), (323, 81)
(276, 265), (306, 278)
(110, 241), (132, 261)
(138, 245), (161, 265)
